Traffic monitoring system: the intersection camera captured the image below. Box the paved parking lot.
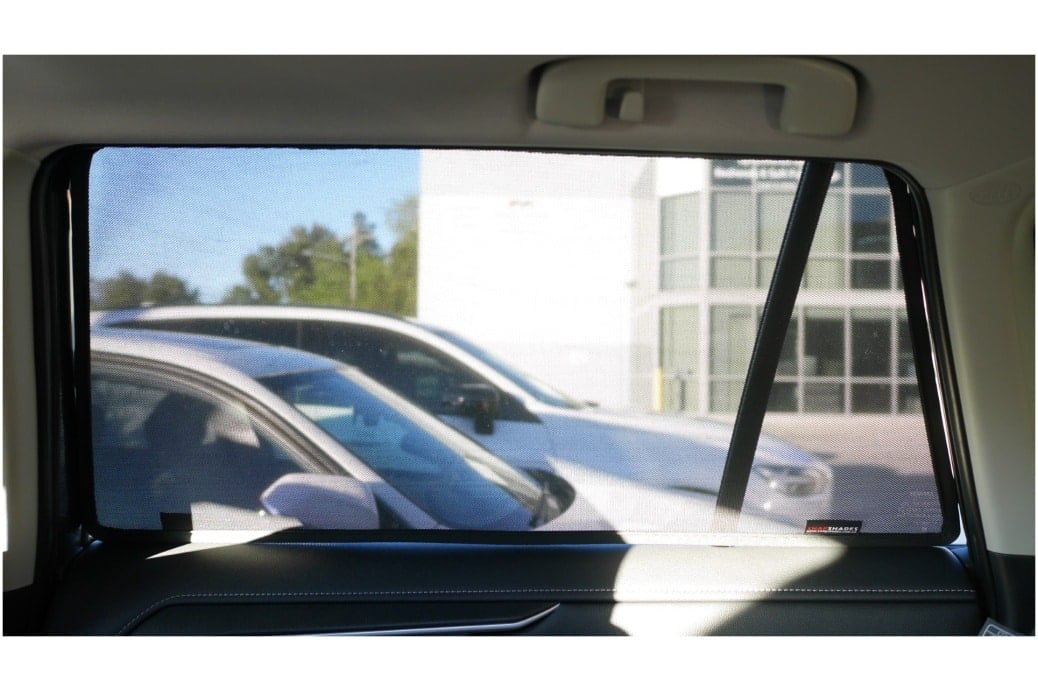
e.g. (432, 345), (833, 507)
(759, 415), (944, 533)
(761, 415), (934, 474)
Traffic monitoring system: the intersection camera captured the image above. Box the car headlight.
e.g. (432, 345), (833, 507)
(752, 463), (831, 497)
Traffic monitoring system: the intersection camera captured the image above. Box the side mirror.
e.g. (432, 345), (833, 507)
(261, 473), (379, 529)
(442, 383), (500, 435)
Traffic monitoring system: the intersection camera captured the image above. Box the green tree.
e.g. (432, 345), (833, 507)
(351, 250), (390, 310)
(92, 271), (146, 309)
(92, 270), (199, 309)
(230, 202), (417, 314)
(221, 284), (261, 305)
(385, 196), (418, 315)
(240, 224), (348, 305)
(144, 271), (201, 305)
(236, 219), (386, 309)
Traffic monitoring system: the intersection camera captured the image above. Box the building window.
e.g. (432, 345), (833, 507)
(803, 193), (846, 290)
(802, 307), (845, 412)
(663, 304), (918, 415)
(659, 193), (699, 290)
(698, 162), (895, 293)
(659, 305), (699, 411)
(711, 192), (755, 288)
(769, 313), (799, 412)
(851, 309), (892, 377)
(656, 160), (912, 415)
(894, 309), (919, 411)
(850, 194), (894, 289)
(709, 305), (756, 414)
(757, 192), (793, 288)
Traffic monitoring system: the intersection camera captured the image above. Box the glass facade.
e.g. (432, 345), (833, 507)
(659, 305), (698, 411)
(659, 193), (699, 290)
(657, 161), (916, 415)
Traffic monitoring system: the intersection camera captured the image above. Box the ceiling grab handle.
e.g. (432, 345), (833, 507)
(534, 56), (858, 136)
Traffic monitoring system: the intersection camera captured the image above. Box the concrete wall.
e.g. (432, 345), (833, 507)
(418, 150), (651, 408)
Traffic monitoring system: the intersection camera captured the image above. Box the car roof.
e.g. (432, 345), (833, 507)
(91, 327), (344, 379)
(91, 304), (417, 329)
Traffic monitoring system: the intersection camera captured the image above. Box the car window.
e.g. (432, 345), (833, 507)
(119, 317), (522, 418)
(428, 326), (585, 409)
(259, 368), (546, 529)
(92, 365), (316, 530)
(87, 148), (958, 542)
(299, 322), (492, 414)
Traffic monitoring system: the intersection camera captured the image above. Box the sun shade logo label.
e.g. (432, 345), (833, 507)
(805, 520), (862, 535)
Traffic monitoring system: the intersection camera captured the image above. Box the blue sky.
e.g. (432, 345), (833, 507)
(89, 147), (419, 303)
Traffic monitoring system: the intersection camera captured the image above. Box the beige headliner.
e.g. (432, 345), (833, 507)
(3, 56), (1033, 187)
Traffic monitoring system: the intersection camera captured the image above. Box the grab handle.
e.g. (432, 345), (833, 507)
(535, 56), (858, 136)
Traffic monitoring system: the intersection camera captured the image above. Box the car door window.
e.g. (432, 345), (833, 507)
(84, 147), (959, 543)
(92, 366), (314, 530)
(259, 369), (543, 530)
(300, 322), (507, 416)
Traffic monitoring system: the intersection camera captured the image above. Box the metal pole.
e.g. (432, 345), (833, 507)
(349, 223), (358, 306)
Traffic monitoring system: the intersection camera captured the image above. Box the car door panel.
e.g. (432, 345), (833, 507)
(44, 542), (980, 635)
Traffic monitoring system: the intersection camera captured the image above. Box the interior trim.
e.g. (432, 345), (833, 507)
(327, 603), (560, 636)
(44, 542), (982, 635)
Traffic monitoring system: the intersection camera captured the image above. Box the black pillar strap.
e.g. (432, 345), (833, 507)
(712, 160), (835, 532)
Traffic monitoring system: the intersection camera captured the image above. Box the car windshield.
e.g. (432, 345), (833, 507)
(258, 368), (545, 529)
(428, 326), (586, 409)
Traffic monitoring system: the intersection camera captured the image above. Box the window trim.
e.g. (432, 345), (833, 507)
(30, 145), (966, 550)
(32, 146), (91, 584)
(886, 170), (988, 602)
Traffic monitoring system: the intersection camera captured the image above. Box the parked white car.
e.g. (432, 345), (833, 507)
(93, 327), (798, 535)
(93, 306), (834, 526)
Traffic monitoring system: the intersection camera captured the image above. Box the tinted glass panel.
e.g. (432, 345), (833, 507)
(660, 305), (699, 412)
(299, 323), (486, 413)
(711, 192), (753, 252)
(851, 195), (892, 253)
(851, 315), (892, 377)
(92, 368), (312, 530)
(660, 193), (699, 255)
(89, 149), (952, 540)
(660, 258), (698, 290)
(850, 163), (888, 188)
(260, 369), (538, 530)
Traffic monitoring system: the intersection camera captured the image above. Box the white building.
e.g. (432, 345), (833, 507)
(418, 150), (651, 408)
(418, 151), (917, 417)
